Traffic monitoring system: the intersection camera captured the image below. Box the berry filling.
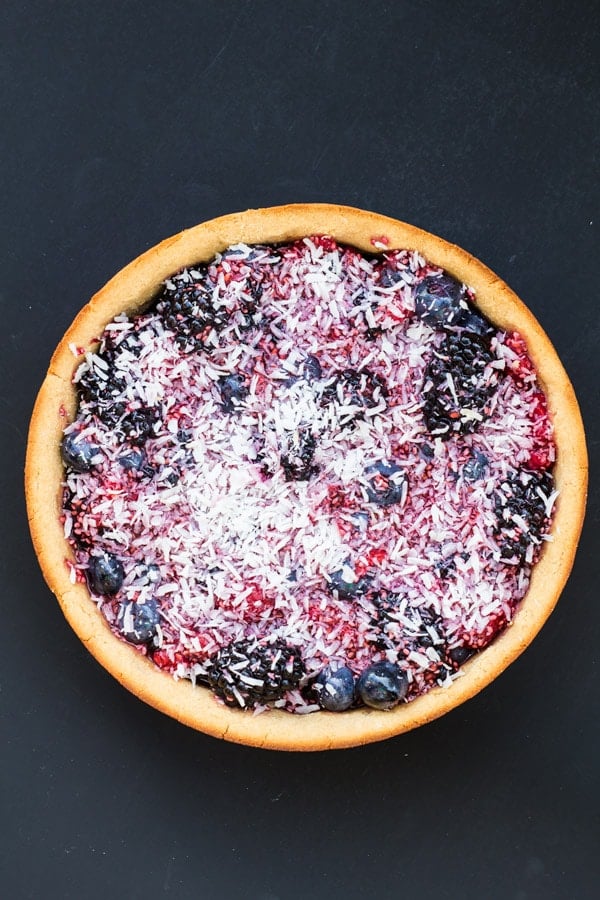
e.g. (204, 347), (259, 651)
(60, 237), (557, 713)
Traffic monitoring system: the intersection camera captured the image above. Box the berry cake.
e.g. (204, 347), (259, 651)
(26, 205), (587, 749)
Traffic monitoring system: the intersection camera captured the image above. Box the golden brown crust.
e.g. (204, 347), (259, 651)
(25, 204), (588, 750)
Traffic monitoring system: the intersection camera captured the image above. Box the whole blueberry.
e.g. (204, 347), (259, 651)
(61, 432), (100, 473)
(414, 274), (465, 328)
(462, 451), (489, 483)
(217, 373), (248, 411)
(86, 552), (124, 595)
(118, 448), (146, 471)
(314, 666), (356, 711)
(364, 462), (406, 507)
(357, 661), (408, 710)
(328, 566), (369, 600)
(118, 598), (160, 645)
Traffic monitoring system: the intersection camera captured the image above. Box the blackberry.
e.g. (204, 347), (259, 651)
(370, 591), (403, 626)
(321, 368), (387, 425)
(281, 431), (318, 481)
(493, 469), (553, 564)
(156, 267), (227, 353)
(205, 639), (305, 708)
(77, 345), (127, 427)
(120, 406), (160, 443)
(367, 592), (404, 652)
(414, 608), (444, 648)
(422, 331), (497, 437)
(239, 280), (262, 325)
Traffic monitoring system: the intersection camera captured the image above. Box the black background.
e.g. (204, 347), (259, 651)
(2, 2), (598, 898)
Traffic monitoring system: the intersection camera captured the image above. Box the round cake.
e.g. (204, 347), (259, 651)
(25, 204), (587, 749)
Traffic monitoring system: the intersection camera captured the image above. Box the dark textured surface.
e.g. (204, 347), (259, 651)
(1, 2), (598, 898)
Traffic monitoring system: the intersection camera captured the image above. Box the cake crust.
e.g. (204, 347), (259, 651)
(25, 204), (588, 749)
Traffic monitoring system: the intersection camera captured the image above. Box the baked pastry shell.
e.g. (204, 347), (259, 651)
(25, 204), (588, 750)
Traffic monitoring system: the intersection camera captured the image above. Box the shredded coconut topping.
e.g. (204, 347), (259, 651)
(61, 236), (557, 712)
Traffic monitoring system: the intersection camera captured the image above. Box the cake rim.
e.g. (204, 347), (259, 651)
(25, 203), (588, 750)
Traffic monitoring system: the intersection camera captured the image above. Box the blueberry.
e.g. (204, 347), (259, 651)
(217, 373), (248, 412)
(118, 448), (146, 471)
(379, 266), (404, 288)
(462, 451), (489, 482)
(414, 274), (465, 327)
(303, 355), (323, 381)
(328, 565), (369, 599)
(447, 645), (475, 666)
(357, 661), (408, 710)
(363, 462), (407, 507)
(313, 666), (356, 711)
(118, 598), (160, 645)
(86, 552), (124, 595)
(61, 432), (100, 473)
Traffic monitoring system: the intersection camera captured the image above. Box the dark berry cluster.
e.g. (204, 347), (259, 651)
(281, 431), (318, 481)
(422, 331), (496, 437)
(156, 268), (227, 352)
(321, 367), (387, 425)
(77, 341), (127, 427)
(120, 406), (161, 443)
(205, 639), (305, 708)
(494, 469), (553, 564)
